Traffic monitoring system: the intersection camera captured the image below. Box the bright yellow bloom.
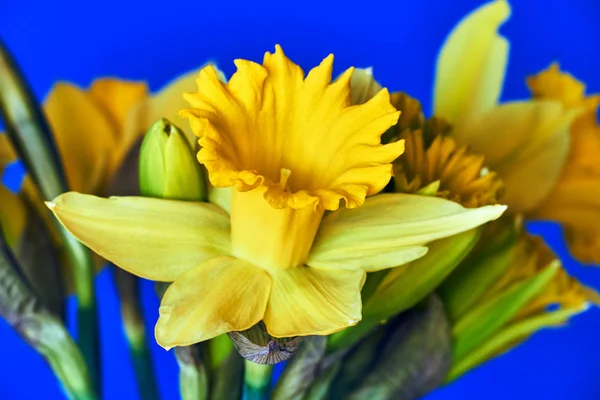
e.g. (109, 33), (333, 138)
(48, 46), (506, 349)
(389, 92), (504, 208)
(433, 0), (581, 214)
(527, 64), (600, 264)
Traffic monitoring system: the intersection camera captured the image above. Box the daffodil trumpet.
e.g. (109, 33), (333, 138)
(47, 45), (506, 352)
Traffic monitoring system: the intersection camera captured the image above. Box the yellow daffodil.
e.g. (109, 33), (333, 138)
(526, 64), (600, 264)
(47, 46), (506, 349)
(433, 0), (581, 214)
(389, 92), (504, 208)
(0, 65), (222, 249)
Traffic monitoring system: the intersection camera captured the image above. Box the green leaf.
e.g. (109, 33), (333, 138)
(348, 295), (451, 400)
(328, 229), (479, 352)
(448, 304), (587, 381)
(329, 328), (386, 398)
(452, 262), (559, 362)
(272, 336), (327, 400)
(14, 194), (64, 318)
(209, 350), (243, 400)
(439, 216), (519, 321)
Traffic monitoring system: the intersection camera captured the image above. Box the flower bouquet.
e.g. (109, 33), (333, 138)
(0, 1), (598, 399)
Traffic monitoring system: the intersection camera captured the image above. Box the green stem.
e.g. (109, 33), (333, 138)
(115, 268), (159, 400)
(175, 346), (208, 400)
(0, 39), (99, 390)
(60, 227), (99, 392)
(243, 360), (272, 400)
(39, 315), (98, 400)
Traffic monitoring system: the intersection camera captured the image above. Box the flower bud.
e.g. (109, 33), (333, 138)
(139, 118), (206, 201)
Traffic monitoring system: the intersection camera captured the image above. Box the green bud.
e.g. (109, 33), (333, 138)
(139, 118), (206, 201)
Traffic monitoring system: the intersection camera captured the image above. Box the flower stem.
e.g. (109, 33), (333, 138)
(243, 360), (272, 400)
(0, 38), (100, 391)
(40, 316), (98, 400)
(0, 231), (97, 400)
(175, 346), (208, 400)
(114, 267), (159, 400)
(61, 228), (99, 392)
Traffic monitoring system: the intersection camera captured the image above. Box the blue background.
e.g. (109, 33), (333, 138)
(1, 0), (600, 398)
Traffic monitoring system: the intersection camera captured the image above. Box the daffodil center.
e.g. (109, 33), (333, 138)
(230, 188), (324, 271)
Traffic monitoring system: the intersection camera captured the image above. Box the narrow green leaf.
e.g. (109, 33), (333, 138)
(452, 262), (559, 361)
(348, 295), (451, 400)
(272, 336), (327, 400)
(448, 305), (587, 381)
(439, 217), (519, 321)
(329, 229), (479, 352)
(209, 350), (243, 400)
(15, 194), (64, 318)
(329, 328), (386, 398)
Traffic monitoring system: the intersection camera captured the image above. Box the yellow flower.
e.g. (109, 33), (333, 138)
(48, 46), (506, 349)
(433, 0), (581, 214)
(527, 64), (600, 264)
(389, 92), (504, 208)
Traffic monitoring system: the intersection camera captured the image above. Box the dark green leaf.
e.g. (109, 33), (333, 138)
(349, 295), (451, 400)
(272, 336), (327, 400)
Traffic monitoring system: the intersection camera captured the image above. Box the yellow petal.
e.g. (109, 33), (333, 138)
(0, 186), (26, 249)
(264, 267), (365, 337)
(0, 132), (17, 165)
(44, 83), (117, 193)
(88, 78), (149, 173)
(156, 256), (271, 349)
(137, 64), (227, 146)
(311, 193), (506, 260)
(89, 79), (149, 129)
(181, 45), (402, 211)
(526, 63), (591, 109)
(47, 192), (230, 281)
(533, 177), (600, 263)
(454, 100), (579, 213)
(307, 245), (428, 272)
(434, 0), (511, 127)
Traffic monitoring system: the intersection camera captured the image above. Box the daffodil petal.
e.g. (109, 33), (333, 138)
(47, 192), (230, 281)
(264, 267), (365, 337)
(44, 83), (116, 193)
(137, 64), (227, 146)
(155, 256), (271, 349)
(307, 245), (428, 272)
(0, 132), (17, 165)
(88, 78), (149, 174)
(181, 46), (401, 211)
(533, 177), (600, 263)
(434, 0), (511, 127)
(454, 100), (579, 213)
(0, 186), (26, 249)
(311, 193), (506, 262)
